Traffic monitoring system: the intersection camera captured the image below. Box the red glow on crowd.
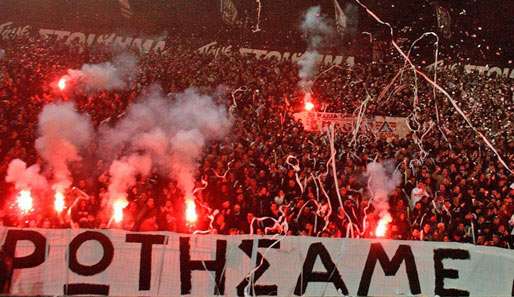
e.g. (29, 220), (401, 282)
(185, 198), (198, 225)
(375, 214), (392, 238)
(16, 190), (33, 214)
(54, 191), (65, 213)
(113, 199), (128, 223)
(58, 77), (67, 91)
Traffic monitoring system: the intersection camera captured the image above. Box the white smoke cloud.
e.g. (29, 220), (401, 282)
(62, 53), (137, 91)
(35, 102), (94, 191)
(298, 51), (321, 89)
(101, 85), (231, 200)
(366, 161), (401, 218)
(298, 6), (333, 90)
(170, 129), (206, 195)
(301, 6), (332, 47)
(5, 159), (48, 191)
(108, 154), (152, 202)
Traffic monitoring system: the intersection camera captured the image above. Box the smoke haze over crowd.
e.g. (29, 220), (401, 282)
(61, 53), (138, 92)
(100, 85), (232, 202)
(35, 102), (94, 192)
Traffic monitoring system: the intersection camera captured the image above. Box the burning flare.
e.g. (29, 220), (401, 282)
(304, 92), (315, 112)
(54, 191), (65, 213)
(58, 77), (67, 91)
(375, 214), (392, 238)
(16, 190), (33, 214)
(304, 101), (314, 112)
(185, 198), (198, 225)
(113, 199), (128, 223)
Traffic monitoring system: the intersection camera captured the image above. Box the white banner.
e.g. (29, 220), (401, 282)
(1, 227), (514, 297)
(293, 112), (410, 139)
(198, 42), (355, 66)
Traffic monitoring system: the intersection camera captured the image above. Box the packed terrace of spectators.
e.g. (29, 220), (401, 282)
(0, 34), (513, 248)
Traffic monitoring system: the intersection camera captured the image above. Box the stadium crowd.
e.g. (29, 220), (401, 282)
(0, 33), (513, 249)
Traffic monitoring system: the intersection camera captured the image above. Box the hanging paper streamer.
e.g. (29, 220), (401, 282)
(349, 91), (371, 148)
(404, 32), (451, 156)
(229, 86), (248, 115)
(313, 64), (343, 84)
(212, 160), (234, 180)
(252, 0), (262, 33)
(286, 155), (304, 193)
(327, 125), (359, 238)
(192, 178), (208, 195)
(250, 202), (290, 235)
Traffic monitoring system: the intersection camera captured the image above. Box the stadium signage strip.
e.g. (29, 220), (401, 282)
(197, 42), (514, 79)
(197, 42), (355, 66)
(426, 60), (514, 79)
(2, 228), (514, 297)
(293, 112), (410, 139)
(2, 21), (512, 79)
(0, 22), (166, 53)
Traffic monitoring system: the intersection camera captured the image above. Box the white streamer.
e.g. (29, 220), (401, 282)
(252, 0), (262, 33)
(229, 86), (248, 115)
(286, 155), (304, 193)
(327, 125), (357, 238)
(212, 160), (234, 180)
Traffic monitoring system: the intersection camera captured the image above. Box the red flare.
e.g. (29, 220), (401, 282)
(54, 191), (65, 213)
(303, 92), (315, 112)
(58, 77), (66, 91)
(304, 101), (315, 112)
(113, 199), (128, 223)
(185, 198), (198, 225)
(375, 214), (392, 238)
(16, 190), (33, 214)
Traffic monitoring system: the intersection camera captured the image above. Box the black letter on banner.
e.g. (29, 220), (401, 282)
(180, 237), (226, 295)
(126, 233), (166, 291)
(294, 242), (348, 296)
(3, 230), (46, 269)
(64, 231), (114, 295)
(434, 248), (470, 297)
(357, 243), (421, 296)
(237, 239), (279, 296)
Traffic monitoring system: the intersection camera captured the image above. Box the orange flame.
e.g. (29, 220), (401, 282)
(375, 214), (392, 238)
(185, 198), (198, 225)
(16, 190), (33, 214)
(54, 191), (65, 213)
